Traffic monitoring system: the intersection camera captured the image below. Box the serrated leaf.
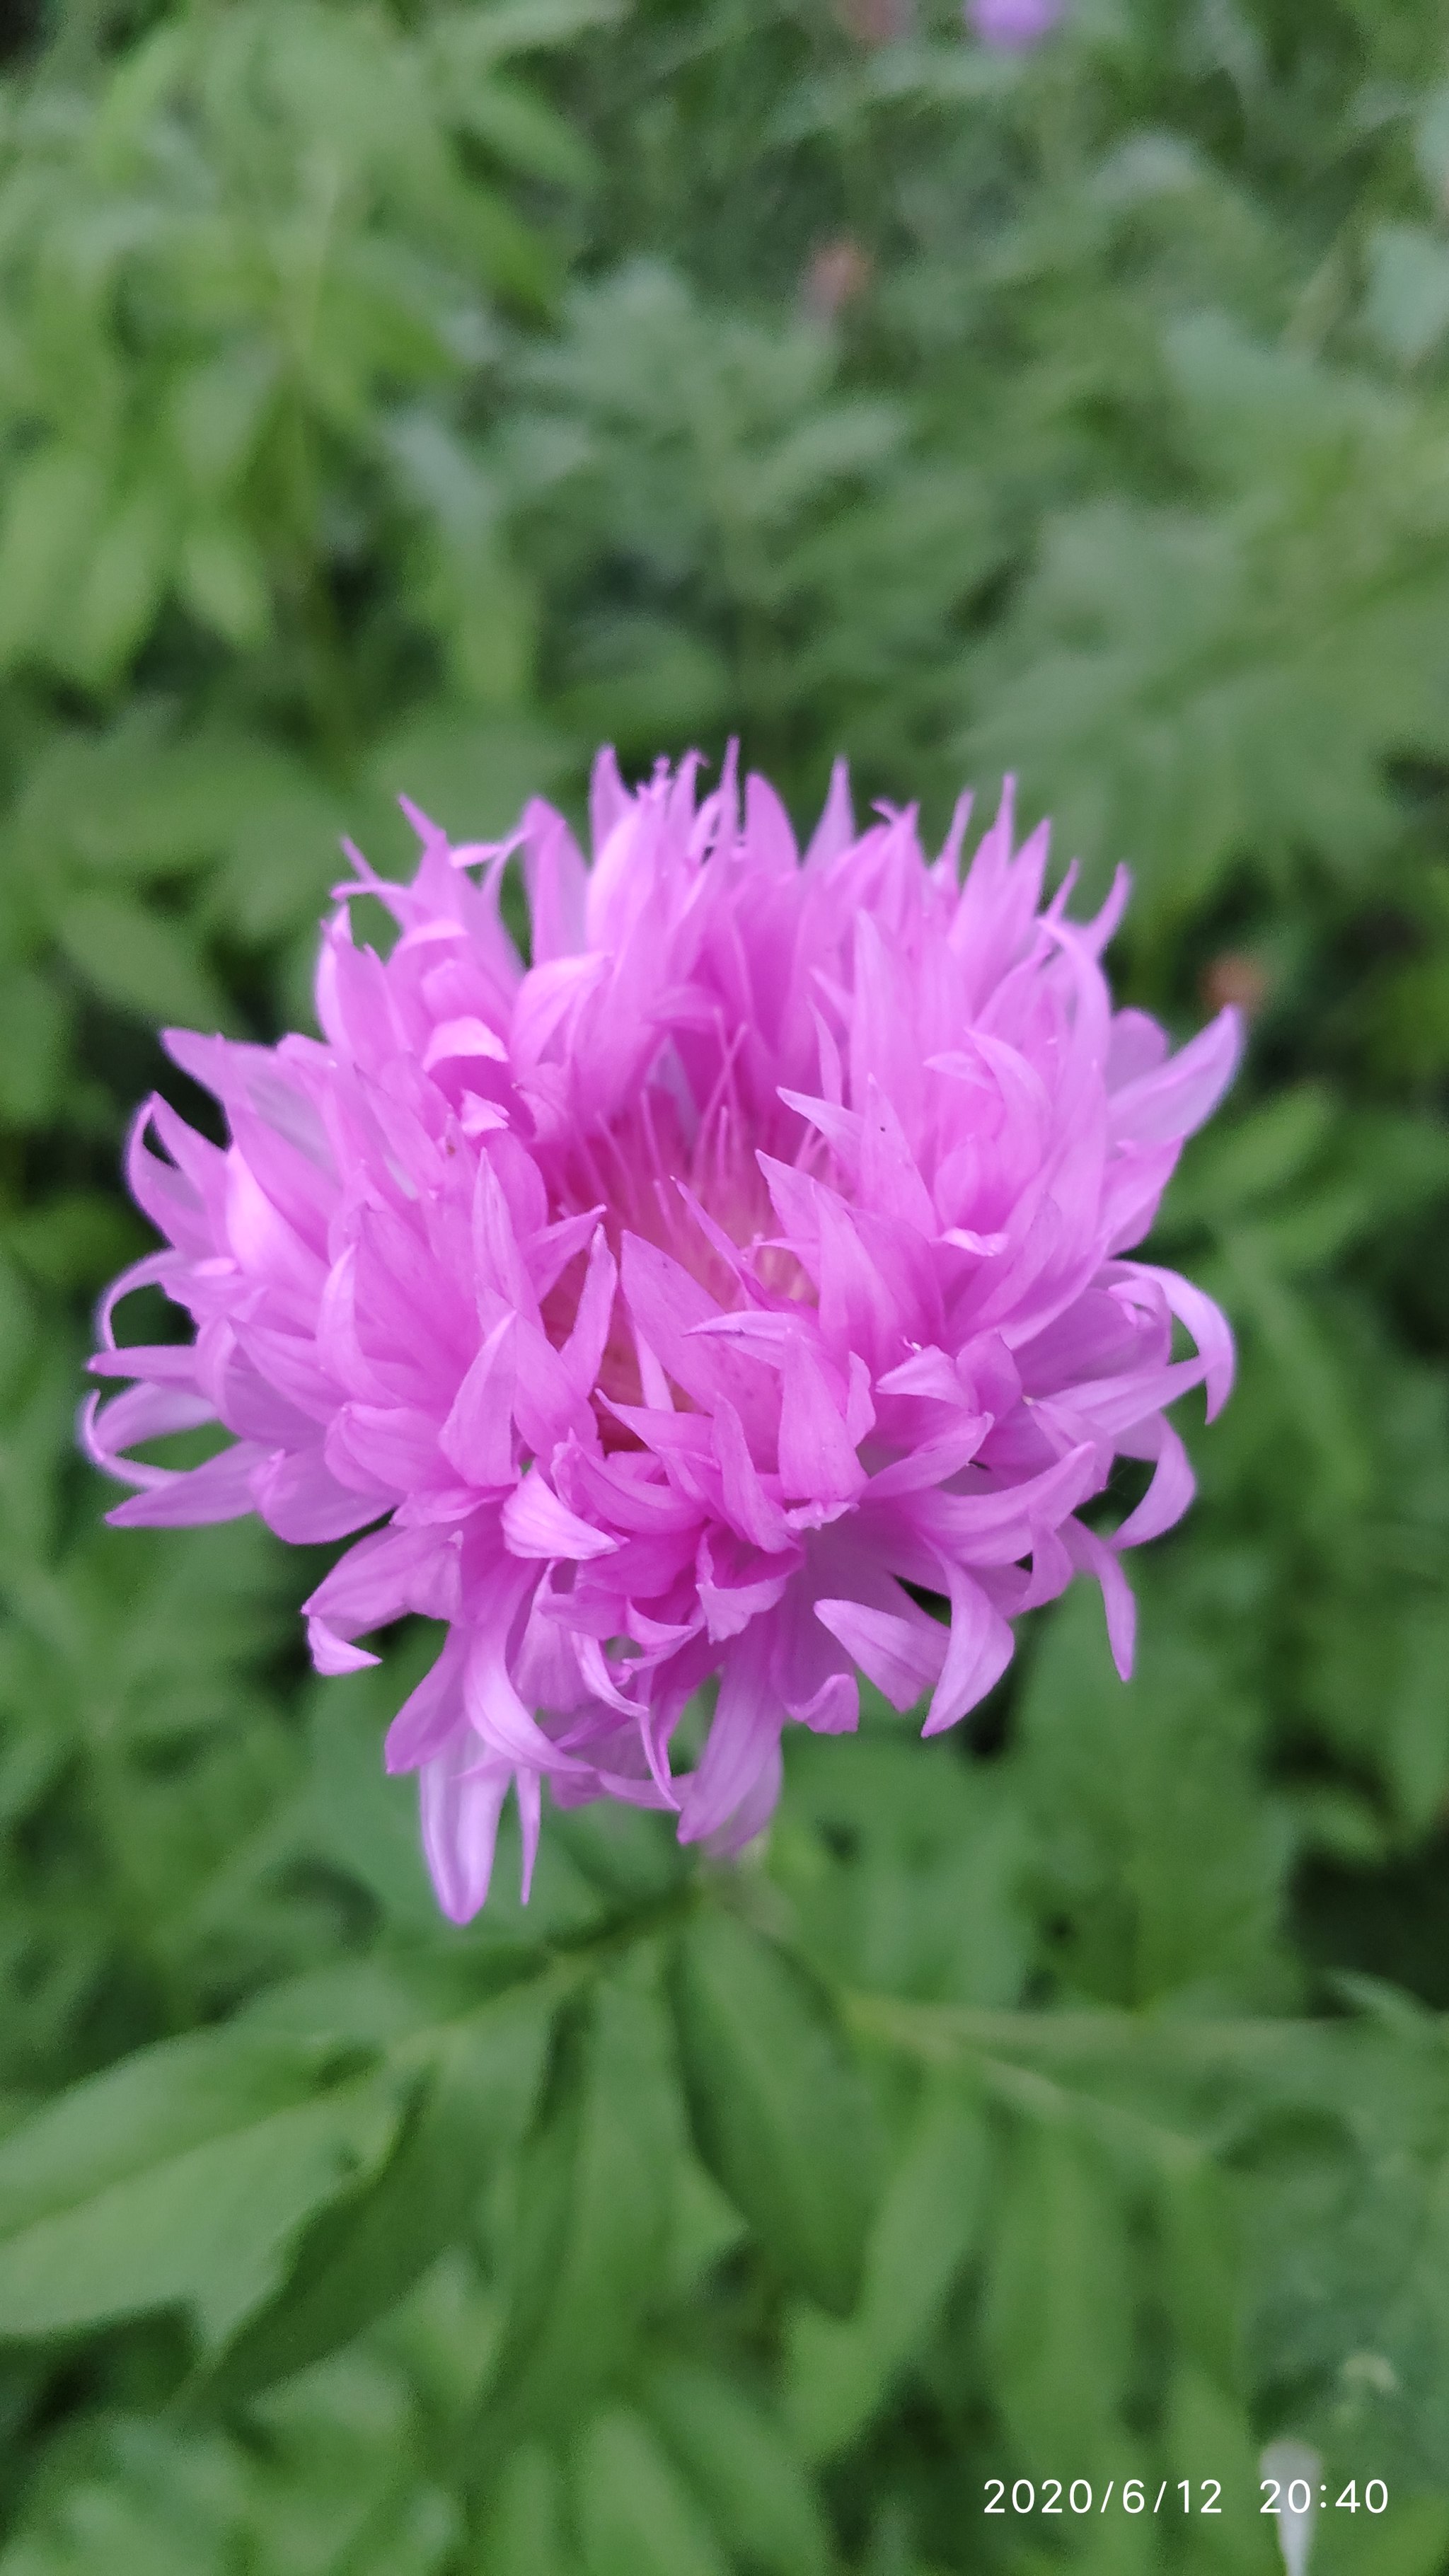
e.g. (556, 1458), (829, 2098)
(668, 1910), (877, 2316)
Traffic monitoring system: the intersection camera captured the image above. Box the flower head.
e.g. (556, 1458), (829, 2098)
(86, 752), (1239, 1919)
(966, 0), (1066, 50)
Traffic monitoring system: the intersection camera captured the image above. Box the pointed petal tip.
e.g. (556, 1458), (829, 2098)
(396, 792), (444, 843)
(516, 1770), (543, 1902)
(307, 1616), (381, 1676)
(433, 1882), (483, 1927)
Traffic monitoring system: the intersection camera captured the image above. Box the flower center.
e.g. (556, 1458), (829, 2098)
(536, 1053), (819, 1417)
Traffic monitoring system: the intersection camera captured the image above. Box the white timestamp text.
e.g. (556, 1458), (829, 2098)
(984, 2480), (1221, 2514)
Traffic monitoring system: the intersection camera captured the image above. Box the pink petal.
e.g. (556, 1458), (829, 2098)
(712, 1399), (793, 1552)
(1109, 1008), (1242, 1148)
(777, 1339), (864, 1508)
(814, 1595), (946, 1711)
(1064, 1518), (1138, 1679)
(502, 1472), (618, 1561)
(922, 1567), (1015, 1735)
(678, 1622), (780, 1845)
(422, 1016), (509, 1070)
(105, 1440), (267, 1527)
(419, 1742), (514, 1924)
(1112, 1418), (1195, 1549)
(1121, 1262), (1236, 1419)
(439, 1315), (517, 1487)
(309, 1620), (381, 1676)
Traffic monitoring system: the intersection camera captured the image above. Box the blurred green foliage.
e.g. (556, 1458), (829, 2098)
(3, 0), (1449, 2568)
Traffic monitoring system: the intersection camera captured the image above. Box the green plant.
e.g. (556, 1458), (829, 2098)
(4, 2), (1449, 2570)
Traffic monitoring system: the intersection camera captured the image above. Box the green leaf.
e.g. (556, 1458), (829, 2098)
(980, 2114), (1134, 2470)
(783, 2079), (988, 2461)
(773, 1730), (1030, 2008)
(54, 891), (233, 1031)
(449, 73), (599, 190)
(0, 2419), (253, 2576)
(299, 1665), (441, 1931)
(476, 2445), (579, 2576)
(4, 1191), (144, 1294)
(668, 1910), (877, 2316)
(0, 2377), (461, 2576)
(0, 2030), (358, 2241)
(178, 519), (272, 649)
(1159, 2369), (1268, 2572)
(572, 2409), (729, 2576)
(1014, 1576), (1290, 2011)
(484, 1968), (676, 2432)
(550, 1800), (692, 1907)
(64, 482), (173, 688)
(0, 449), (107, 674)
(13, 715), (246, 884)
(432, 0), (624, 68)
(1365, 226), (1449, 368)
(0, 970), (69, 1127)
(643, 2360), (830, 2576)
(206, 1984), (552, 2399)
(554, 616), (732, 753)
(386, 415), (537, 707)
(166, 347), (279, 494)
(1161, 1087), (1337, 1232)
(0, 2028), (389, 2345)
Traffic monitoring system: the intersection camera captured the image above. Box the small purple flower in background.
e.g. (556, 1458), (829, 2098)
(966, 0), (1066, 50)
(86, 753), (1238, 1921)
(803, 236), (875, 326)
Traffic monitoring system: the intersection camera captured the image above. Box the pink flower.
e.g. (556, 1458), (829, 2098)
(966, 0), (1065, 50)
(85, 753), (1239, 1920)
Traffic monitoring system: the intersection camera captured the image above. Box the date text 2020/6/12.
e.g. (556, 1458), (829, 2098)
(984, 2480), (1222, 2515)
(983, 2478), (1390, 2517)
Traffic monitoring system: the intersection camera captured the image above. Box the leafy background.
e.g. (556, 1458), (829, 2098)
(1, 0), (1449, 2568)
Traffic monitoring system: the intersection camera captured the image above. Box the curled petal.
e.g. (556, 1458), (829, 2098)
(923, 1567), (1015, 1735)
